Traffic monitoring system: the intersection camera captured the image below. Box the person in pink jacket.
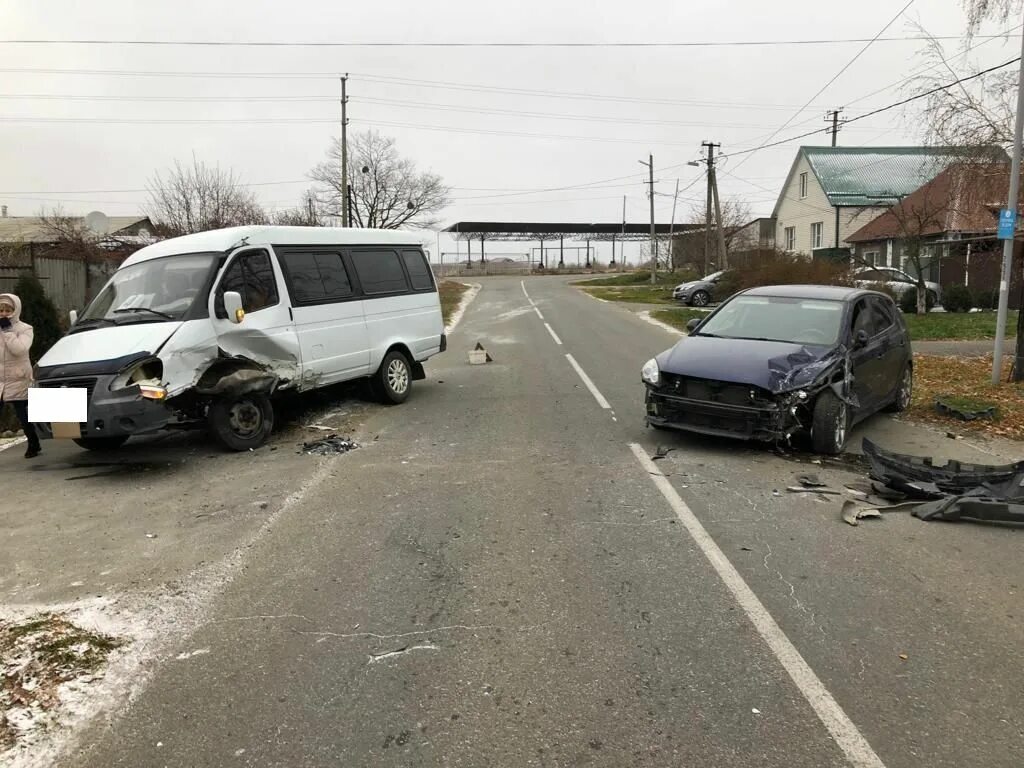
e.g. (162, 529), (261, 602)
(0, 293), (41, 458)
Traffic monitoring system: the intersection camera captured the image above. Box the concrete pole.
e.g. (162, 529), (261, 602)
(993, 24), (1024, 384)
(340, 75), (349, 228)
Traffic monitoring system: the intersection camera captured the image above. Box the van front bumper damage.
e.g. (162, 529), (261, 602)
(33, 372), (176, 440)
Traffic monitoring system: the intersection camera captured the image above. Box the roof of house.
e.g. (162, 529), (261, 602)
(122, 225), (429, 266)
(846, 163), (1016, 243)
(0, 216), (151, 244)
(771, 146), (1009, 216)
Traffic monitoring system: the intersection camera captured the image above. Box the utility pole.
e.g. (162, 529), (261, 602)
(701, 142), (721, 273)
(995, 25), (1024, 383)
(668, 178), (680, 272)
(827, 109), (844, 248)
(639, 155), (656, 284)
(340, 74), (349, 228)
(307, 192), (316, 225)
(622, 195), (627, 267)
(710, 166), (728, 270)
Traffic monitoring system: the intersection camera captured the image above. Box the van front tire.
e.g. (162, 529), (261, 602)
(208, 394), (275, 451)
(373, 350), (412, 405)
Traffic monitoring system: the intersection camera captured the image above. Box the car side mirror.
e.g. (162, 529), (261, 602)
(686, 318), (701, 333)
(223, 291), (245, 324)
(68, 309), (78, 326)
(854, 329), (869, 348)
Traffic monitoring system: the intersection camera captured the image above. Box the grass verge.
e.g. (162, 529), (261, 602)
(439, 280), (471, 326)
(649, 308), (714, 331)
(909, 354), (1024, 440)
(582, 286), (677, 304)
(574, 271), (695, 287)
(904, 311), (1018, 341)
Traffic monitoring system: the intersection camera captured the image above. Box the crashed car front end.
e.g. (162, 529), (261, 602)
(642, 348), (847, 444)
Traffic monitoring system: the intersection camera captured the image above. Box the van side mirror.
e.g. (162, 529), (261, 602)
(223, 291), (245, 324)
(69, 309), (78, 326)
(854, 329), (869, 348)
(686, 318), (701, 333)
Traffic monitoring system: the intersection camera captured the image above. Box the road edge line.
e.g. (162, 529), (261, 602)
(628, 443), (886, 768)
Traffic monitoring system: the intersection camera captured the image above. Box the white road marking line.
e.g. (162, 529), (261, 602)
(543, 323), (563, 345)
(534, 307), (544, 320)
(565, 354), (612, 410)
(628, 443), (886, 768)
(521, 279), (529, 298)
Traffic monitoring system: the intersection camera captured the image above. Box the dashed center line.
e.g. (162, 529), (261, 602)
(543, 323), (563, 345)
(534, 307), (544, 320)
(565, 354), (611, 409)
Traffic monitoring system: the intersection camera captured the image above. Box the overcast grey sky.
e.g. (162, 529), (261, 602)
(1, 0), (1019, 260)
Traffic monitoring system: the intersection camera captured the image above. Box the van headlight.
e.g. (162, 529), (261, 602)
(641, 358), (660, 386)
(110, 357), (164, 395)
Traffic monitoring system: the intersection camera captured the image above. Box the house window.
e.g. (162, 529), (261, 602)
(784, 226), (796, 251)
(864, 251), (879, 267)
(799, 172), (808, 199)
(810, 222), (823, 249)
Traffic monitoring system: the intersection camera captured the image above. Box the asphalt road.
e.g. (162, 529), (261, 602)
(61, 276), (1024, 768)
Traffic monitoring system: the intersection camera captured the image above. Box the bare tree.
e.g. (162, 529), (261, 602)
(674, 197), (753, 271)
(147, 156), (266, 236)
(309, 130), (450, 229)
(962, 0), (1020, 36)
(271, 191), (322, 227)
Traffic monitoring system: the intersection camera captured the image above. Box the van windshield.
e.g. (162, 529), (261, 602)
(79, 252), (219, 326)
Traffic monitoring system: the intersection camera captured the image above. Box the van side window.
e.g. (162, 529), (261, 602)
(216, 250), (278, 316)
(279, 251), (352, 303)
(350, 250), (409, 295)
(401, 250), (434, 291)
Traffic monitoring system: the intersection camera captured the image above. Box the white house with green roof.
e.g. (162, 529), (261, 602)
(771, 146), (1007, 261)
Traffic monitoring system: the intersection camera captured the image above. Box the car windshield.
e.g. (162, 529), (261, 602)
(695, 295), (844, 345)
(79, 252), (218, 324)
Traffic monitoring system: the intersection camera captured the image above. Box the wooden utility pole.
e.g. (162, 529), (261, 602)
(826, 109), (844, 247)
(668, 178), (680, 271)
(340, 74), (349, 227)
(639, 155), (656, 283)
(702, 142), (721, 272)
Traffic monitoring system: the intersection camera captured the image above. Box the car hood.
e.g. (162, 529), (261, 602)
(38, 322), (183, 367)
(656, 335), (843, 393)
(674, 280), (708, 291)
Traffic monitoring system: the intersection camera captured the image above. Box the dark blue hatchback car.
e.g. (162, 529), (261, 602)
(642, 285), (912, 454)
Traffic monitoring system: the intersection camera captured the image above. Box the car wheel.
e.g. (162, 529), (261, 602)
(887, 365), (913, 413)
(208, 393), (275, 451)
(690, 290), (710, 307)
(73, 436), (129, 451)
(811, 391), (848, 455)
(373, 349), (412, 405)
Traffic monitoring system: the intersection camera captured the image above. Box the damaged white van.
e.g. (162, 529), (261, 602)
(33, 226), (446, 451)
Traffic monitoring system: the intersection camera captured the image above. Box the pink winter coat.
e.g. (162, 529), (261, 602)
(0, 293), (34, 401)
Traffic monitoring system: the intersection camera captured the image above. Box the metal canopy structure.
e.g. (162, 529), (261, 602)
(442, 221), (700, 241)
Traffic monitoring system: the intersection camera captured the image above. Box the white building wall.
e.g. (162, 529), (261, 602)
(775, 153), (890, 255)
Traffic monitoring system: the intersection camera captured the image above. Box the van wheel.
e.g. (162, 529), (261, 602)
(811, 391), (848, 455)
(208, 394), (274, 451)
(73, 436), (129, 451)
(373, 350), (412, 405)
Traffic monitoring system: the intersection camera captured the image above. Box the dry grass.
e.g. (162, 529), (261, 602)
(438, 280), (470, 326)
(909, 354), (1024, 440)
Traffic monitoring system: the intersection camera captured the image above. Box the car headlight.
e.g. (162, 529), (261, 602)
(641, 358), (660, 386)
(110, 357), (164, 393)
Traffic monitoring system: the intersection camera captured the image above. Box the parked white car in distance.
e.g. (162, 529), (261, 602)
(852, 266), (942, 307)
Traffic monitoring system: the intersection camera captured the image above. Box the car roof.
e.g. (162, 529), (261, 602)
(121, 226), (427, 268)
(739, 284), (870, 301)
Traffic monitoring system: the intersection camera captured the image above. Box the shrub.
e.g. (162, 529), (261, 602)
(942, 284), (973, 313)
(899, 286), (937, 314)
(12, 273), (63, 364)
(733, 251), (852, 292)
(975, 288), (999, 310)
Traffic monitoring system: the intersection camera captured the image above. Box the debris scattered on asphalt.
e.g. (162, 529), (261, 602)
(899, 653), (909, 661)
(945, 431), (964, 440)
(841, 500), (882, 526)
(751, 708), (761, 715)
(300, 435), (360, 456)
(771, 489), (781, 497)
(144, 533), (157, 539)
(740, 546), (753, 552)
(652, 446), (675, 461)
(796, 473), (826, 488)
(935, 398), (997, 421)
(841, 439), (1024, 526)
(786, 486), (841, 495)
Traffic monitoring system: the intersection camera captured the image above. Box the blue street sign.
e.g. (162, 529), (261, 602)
(998, 208), (1017, 240)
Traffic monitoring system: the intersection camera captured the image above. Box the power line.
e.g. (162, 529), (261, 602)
(730, 0), (915, 171)
(0, 34), (1000, 48)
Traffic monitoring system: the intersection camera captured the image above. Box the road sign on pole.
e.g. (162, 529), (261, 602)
(998, 208), (1017, 240)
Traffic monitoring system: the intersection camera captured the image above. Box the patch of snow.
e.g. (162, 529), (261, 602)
(444, 282), (480, 333)
(636, 310), (684, 337)
(174, 648), (210, 661)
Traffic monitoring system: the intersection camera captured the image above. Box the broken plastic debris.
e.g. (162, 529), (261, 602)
(841, 501), (882, 527)
(899, 653), (909, 661)
(301, 434), (360, 456)
(652, 446), (675, 461)
(145, 533), (157, 539)
(796, 473), (826, 488)
(751, 708), (761, 714)
(787, 486), (841, 495)
(935, 397), (996, 421)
